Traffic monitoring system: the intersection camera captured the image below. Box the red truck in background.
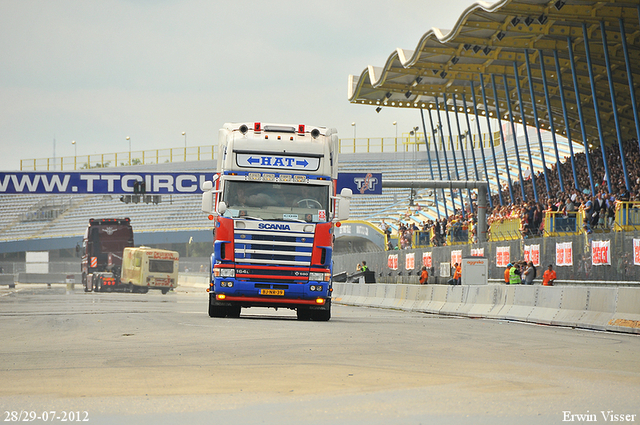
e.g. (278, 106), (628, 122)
(81, 218), (134, 292)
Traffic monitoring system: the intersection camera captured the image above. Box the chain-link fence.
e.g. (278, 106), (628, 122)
(334, 231), (640, 285)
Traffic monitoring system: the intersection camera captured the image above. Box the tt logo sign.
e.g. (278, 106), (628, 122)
(353, 173), (379, 194)
(336, 172), (382, 195)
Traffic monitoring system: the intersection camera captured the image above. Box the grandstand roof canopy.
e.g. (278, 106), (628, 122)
(348, 0), (640, 148)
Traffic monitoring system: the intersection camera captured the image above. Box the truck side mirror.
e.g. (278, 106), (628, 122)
(217, 201), (227, 216)
(335, 188), (352, 221)
(202, 189), (214, 214)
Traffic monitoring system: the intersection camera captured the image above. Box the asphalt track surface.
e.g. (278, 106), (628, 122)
(0, 284), (639, 425)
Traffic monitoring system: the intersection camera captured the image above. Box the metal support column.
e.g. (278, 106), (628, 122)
(442, 93), (465, 214)
(435, 96), (458, 213)
(462, 94), (481, 183)
(427, 107), (449, 217)
(420, 108), (441, 220)
(502, 74), (526, 201)
(600, 21), (630, 191)
(491, 74), (514, 203)
(452, 94), (473, 212)
(619, 18), (640, 154)
(480, 73), (504, 205)
(583, 22), (612, 192)
(513, 61), (539, 203)
(567, 37), (596, 195)
(538, 49), (564, 192)
(553, 50), (579, 190)
(470, 81), (493, 208)
(524, 49), (551, 196)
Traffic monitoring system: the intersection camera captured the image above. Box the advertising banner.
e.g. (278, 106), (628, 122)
(336, 172), (382, 195)
(405, 253), (415, 270)
(422, 252), (432, 268)
(496, 246), (510, 267)
(388, 254), (398, 270)
(451, 250), (462, 266)
(524, 244), (541, 267)
(0, 172), (214, 194)
(556, 242), (573, 266)
(591, 240), (611, 266)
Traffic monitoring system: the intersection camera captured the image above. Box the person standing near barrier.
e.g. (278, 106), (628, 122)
(542, 264), (556, 286)
(453, 262), (461, 285)
(522, 261), (536, 285)
(361, 261), (368, 272)
(419, 266), (429, 285)
(504, 263), (512, 284)
(509, 263), (522, 284)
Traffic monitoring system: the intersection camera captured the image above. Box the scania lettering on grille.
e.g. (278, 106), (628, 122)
(258, 223), (291, 230)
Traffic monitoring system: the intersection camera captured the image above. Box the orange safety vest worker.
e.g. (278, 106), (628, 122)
(504, 264), (512, 283)
(542, 267), (557, 286)
(419, 267), (429, 284)
(453, 264), (461, 281)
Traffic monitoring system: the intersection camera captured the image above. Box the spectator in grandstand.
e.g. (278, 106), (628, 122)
(606, 194), (616, 228)
(582, 217), (593, 234)
(542, 264), (556, 286)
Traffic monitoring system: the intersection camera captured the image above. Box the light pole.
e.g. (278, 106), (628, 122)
(351, 122), (356, 141)
(71, 140), (77, 170)
(182, 131), (186, 161)
(126, 136), (131, 165)
(392, 121), (397, 139)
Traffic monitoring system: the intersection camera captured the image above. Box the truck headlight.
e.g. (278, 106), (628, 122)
(309, 272), (330, 282)
(214, 268), (235, 277)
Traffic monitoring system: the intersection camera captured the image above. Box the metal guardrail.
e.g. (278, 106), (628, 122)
(20, 146), (217, 171)
(21, 133), (499, 171)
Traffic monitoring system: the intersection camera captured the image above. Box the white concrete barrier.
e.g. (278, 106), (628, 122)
(413, 285), (434, 313)
(465, 285), (499, 318)
(424, 285), (448, 314)
(333, 282), (640, 334)
(579, 287), (616, 332)
(527, 286), (564, 325)
(608, 287), (640, 334)
(439, 286), (465, 316)
(551, 286), (588, 328)
(504, 285), (537, 322)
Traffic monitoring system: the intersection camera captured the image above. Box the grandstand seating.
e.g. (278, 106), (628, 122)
(0, 129), (581, 245)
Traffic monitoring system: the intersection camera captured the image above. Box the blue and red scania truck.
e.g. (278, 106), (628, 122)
(201, 122), (351, 320)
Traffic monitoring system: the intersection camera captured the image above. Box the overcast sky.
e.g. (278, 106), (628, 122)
(0, 0), (482, 171)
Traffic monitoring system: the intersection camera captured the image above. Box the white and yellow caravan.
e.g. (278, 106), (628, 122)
(121, 247), (179, 294)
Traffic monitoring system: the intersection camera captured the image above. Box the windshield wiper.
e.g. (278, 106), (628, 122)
(272, 217), (307, 223)
(238, 215), (263, 221)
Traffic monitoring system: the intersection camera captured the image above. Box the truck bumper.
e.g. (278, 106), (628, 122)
(210, 292), (330, 310)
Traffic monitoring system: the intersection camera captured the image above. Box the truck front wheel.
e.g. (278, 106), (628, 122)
(296, 308), (311, 321)
(83, 274), (91, 292)
(208, 304), (227, 318)
(311, 308), (331, 321)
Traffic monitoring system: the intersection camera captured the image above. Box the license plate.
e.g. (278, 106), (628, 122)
(260, 289), (285, 296)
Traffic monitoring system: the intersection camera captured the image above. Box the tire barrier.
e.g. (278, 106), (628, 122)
(333, 282), (640, 335)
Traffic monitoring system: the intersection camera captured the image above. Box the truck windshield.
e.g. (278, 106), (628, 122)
(223, 180), (330, 222)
